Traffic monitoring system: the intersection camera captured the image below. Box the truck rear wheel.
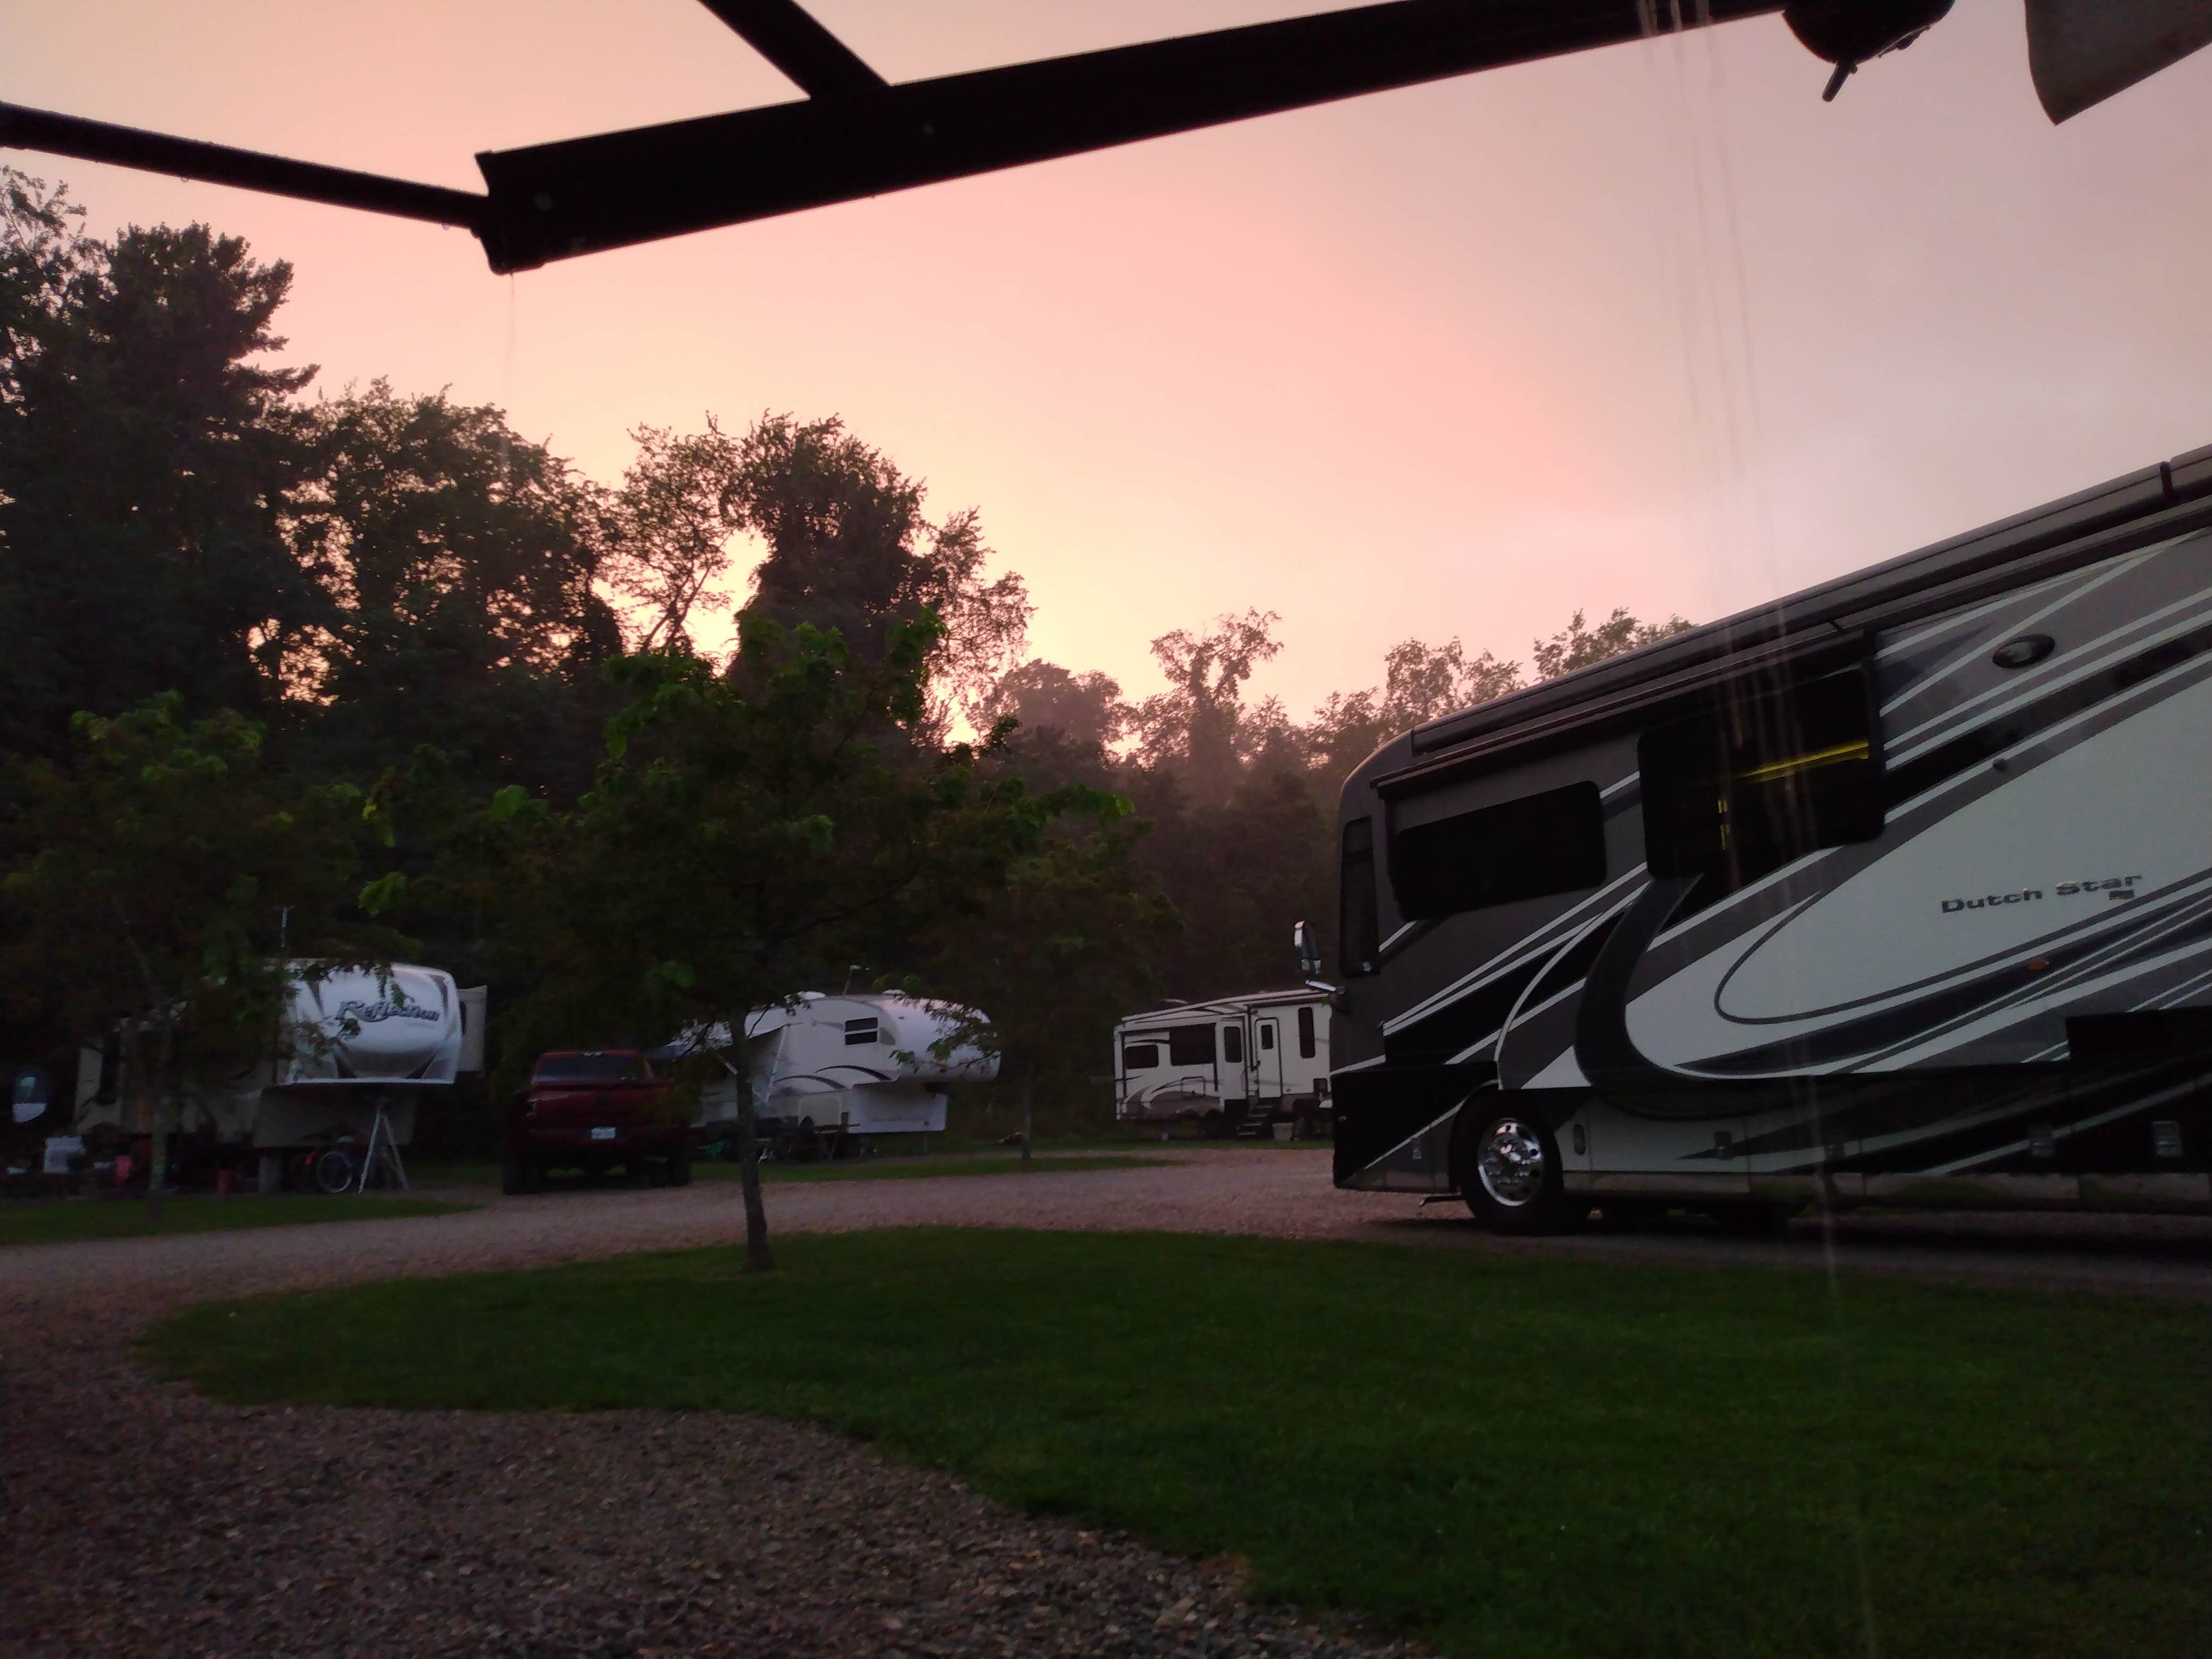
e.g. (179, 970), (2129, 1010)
(1459, 1108), (1585, 1235)
(667, 1144), (693, 1187)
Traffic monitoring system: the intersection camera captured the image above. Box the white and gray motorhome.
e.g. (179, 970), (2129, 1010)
(1330, 442), (2212, 1230)
(666, 992), (996, 1157)
(70, 961), (483, 1172)
(1115, 990), (1331, 1136)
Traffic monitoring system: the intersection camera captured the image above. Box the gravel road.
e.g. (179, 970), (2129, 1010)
(6, 1147), (2208, 1659)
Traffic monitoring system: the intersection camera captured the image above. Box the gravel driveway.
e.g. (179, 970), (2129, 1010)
(7, 1148), (2208, 1659)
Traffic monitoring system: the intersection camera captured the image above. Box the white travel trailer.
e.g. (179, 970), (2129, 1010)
(1328, 442), (2212, 1231)
(1115, 990), (1331, 1137)
(661, 992), (997, 1159)
(70, 961), (484, 1185)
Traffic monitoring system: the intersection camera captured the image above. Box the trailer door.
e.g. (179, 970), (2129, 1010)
(1252, 1017), (1284, 1102)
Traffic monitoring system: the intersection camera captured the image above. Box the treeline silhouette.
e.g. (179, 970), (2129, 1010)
(0, 171), (1687, 1126)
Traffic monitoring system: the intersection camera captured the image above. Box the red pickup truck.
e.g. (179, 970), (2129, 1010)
(502, 1051), (693, 1194)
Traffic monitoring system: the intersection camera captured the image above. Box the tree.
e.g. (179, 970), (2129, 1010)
(979, 660), (1131, 756)
(283, 382), (623, 803)
(923, 810), (1177, 1164)
(0, 695), (396, 1208)
(730, 413), (1032, 735)
(600, 416), (743, 654)
(1304, 635), (1526, 797)
(1531, 607), (1695, 682)
(458, 615), (1106, 1270)
(0, 181), (322, 760)
(1130, 609), (1284, 799)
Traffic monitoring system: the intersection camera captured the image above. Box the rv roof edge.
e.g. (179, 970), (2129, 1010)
(1116, 986), (1330, 1030)
(2169, 441), (2212, 502)
(1408, 447), (2206, 762)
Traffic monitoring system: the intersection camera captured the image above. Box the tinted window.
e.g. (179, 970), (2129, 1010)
(1390, 782), (1605, 919)
(1640, 666), (1881, 890)
(1222, 1024), (1244, 1063)
(1297, 1004), (1317, 1059)
(843, 1017), (880, 1046)
(534, 1053), (645, 1082)
(1167, 1023), (1216, 1067)
(1339, 817), (1381, 977)
(1122, 1043), (1160, 1070)
(1259, 1024), (1275, 1051)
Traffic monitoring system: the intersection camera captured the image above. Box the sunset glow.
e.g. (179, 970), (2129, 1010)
(9, 0), (2209, 709)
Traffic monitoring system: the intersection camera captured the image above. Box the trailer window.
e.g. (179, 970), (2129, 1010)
(1297, 1004), (1317, 1058)
(1166, 1023), (1216, 1067)
(1259, 1024), (1275, 1051)
(1390, 782), (1605, 919)
(1640, 666), (1881, 888)
(1121, 1043), (1160, 1070)
(1340, 817), (1381, 976)
(843, 1017), (879, 1045)
(1222, 1024), (1244, 1063)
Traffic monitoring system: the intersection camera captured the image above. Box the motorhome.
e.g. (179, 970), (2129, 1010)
(660, 991), (996, 1159)
(70, 961), (483, 1189)
(1115, 990), (1331, 1137)
(1328, 442), (2212, 1231)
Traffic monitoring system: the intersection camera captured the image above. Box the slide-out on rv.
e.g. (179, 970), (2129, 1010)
(70, 961), (483, 1190)
(659, 991), (995, 1159)
(1330, 441), (2212, 1231)
(1115, 990), (1330, 1137)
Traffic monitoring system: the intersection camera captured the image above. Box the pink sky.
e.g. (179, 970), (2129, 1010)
(8, 1), (2211, 717)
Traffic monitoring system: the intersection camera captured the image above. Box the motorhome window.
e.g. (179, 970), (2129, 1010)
(1639, 665), (1881, 887)
(1222, 1025), (1244, 1063)
(1339, 817), (1381, 977)
(1259, 1024), (1276, 1051)
(1389, 782), (1605, 919)
(1297, 1005), (1317, 1058)
(534, 1053), (644, 1082)
(842, 1017), (879, 1045)
(1121, 1043), (1160, 1070)
(1167, 1024), (1216, 1067)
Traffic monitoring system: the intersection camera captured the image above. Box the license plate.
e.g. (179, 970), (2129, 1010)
(590, 1126), (617, 1141)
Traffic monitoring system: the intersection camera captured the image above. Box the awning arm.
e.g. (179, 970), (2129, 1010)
(0, 99), (485, 230)
(694, 0), (887, 97)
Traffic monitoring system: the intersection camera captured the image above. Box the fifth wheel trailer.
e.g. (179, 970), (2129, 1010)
(1329, 441), (2212, 1231)
(658, 992), (997, 1158)
(1114, 991), (1331, 1136)
(68, 961), (483, 1189)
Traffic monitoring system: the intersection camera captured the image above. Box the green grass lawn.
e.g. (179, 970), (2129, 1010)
(0, 1193), (475, 1246)
(143, 1229), (2210, 1658)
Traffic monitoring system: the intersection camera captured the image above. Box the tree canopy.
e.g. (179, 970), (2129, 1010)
(0, 170), (1696, 1141)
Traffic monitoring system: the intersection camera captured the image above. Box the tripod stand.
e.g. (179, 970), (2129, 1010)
(354, 1102), (410, 1194)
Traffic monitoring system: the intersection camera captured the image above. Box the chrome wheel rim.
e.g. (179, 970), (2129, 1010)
(1476, 1118), (1547, 1208)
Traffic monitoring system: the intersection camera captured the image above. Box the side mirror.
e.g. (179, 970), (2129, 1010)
(1292, 920), (1322, 979)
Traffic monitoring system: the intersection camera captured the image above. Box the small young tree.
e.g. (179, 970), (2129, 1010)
(0, 695), (396, 1210)
(467, 613), (1110, 1270)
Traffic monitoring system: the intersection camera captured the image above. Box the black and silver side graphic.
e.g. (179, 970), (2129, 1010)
(1327, 443), (2212, 1225)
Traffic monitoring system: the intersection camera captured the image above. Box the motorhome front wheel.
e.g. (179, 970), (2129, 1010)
(1459, 1109), (1583, 1235)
